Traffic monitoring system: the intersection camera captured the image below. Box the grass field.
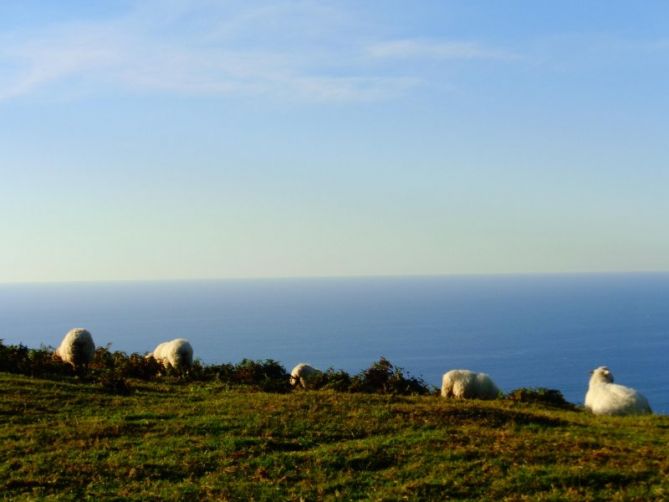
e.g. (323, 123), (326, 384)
(1, 373), (667, 501)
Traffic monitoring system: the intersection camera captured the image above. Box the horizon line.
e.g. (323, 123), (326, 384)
(2, 269), (669, 286)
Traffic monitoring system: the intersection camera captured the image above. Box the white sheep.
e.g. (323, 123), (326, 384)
(149, 338), (193, 371)
(441, 369), (501, 400)
(290, 363), (322, 389)
(55, 328), (96, 370)
(584, 366), (652, 416)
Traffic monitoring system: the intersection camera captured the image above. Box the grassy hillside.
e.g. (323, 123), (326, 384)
(1, 373), (667, 500)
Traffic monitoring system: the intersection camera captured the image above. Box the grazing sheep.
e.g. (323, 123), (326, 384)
(150, 338), (193, 371)
(584, 366), (652, 416)
(441, 369), (501, 400)
(290, 363), (322, 389)
(55, 328), (96, 371)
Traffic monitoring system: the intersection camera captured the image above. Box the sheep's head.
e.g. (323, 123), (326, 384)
(590, 366), (614, 384)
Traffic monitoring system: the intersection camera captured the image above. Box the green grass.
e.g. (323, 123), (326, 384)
(1, 373), (667, 501)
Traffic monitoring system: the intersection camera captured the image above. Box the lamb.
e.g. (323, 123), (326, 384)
(149, 338), (193, 371)
(55, 328), (96, 371)
(584, 366), (652, 416)
(290, 363), (322, 389)
(441, 369), (501, 399)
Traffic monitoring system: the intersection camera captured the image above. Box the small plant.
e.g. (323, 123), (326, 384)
(0, 339), (71, 378)
(231, 359), (291, 392)
(319, 369), (352, 392)
(90, 345), (115, 372)
(89, 346), (162, 381)
(99, 372), (133, 395)
(350, 357), (431, 395)
(121, 353), (162, 380)
(506, 387), (577, 410)
(198, 362), (237, 383)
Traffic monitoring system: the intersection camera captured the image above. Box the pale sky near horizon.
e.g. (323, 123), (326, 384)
(1, 0), (668, 283)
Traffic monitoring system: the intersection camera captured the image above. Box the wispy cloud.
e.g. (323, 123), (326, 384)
(367, 39), (519, 61)
(0, 2), (512, 103)
(0, 24), (123, 100)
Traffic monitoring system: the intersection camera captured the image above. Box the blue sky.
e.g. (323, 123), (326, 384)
(1, 0), (668, 282)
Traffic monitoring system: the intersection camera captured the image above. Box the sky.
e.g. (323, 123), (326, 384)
(1, 0), (668, 283)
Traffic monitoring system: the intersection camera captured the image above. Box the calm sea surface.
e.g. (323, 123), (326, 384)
(1, 274), (667, 413)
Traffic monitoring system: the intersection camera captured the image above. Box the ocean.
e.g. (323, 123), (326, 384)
(1, 273), (667, 413)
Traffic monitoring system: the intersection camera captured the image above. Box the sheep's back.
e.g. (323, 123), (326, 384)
(442, 370), (499, 399)
(152, 342), (169, 361)
(290, 363), (320, 388)
(474, 373), (501, 399)
(56, 328), (96, 367)
(585, 383), (652, 416)
(152, 339), (193, 370)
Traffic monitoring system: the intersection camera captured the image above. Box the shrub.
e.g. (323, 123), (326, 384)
(506, 387), (577, 410)
(121, 353), (163, 380)
(350, 357), (431, 395)
(0, 339), (71, 378)
(88, 346), (161, 381)
(184, 361), (234, 382)
(99, 372), (133, 395)
(319, 369), (352, 392)
(28, 346), (72, 377)
(90, 346), (115, 372)
(230, 359), (291, 393)
(0, 341), (431, 396)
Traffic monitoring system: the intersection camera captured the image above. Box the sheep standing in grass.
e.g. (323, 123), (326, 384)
(441, 369), (501, 399)
(55, 328), (96, 371)
(150, 339), (193, 372)
(290, 363), (322, 389)
(584, 366), (652, 416)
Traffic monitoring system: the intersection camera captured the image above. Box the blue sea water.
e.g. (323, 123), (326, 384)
(0, 273), (667, 413)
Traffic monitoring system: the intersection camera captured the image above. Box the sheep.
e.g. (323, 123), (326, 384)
(149, 338), (193, 372)
(584, 366), (652, 416)
(441, 369), (501, 400)
(55, 328), (96, 371)
(290, 363), (322, 389)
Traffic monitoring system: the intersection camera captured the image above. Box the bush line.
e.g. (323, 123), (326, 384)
(0, 339), (574, 408)
(0, 339), (430, 396)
